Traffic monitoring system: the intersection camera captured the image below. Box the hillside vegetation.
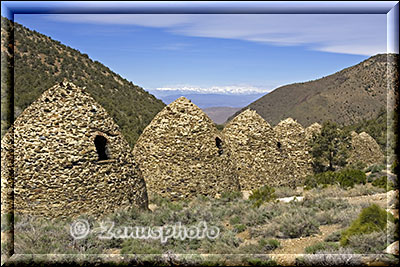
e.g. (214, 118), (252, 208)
(231, 53), (398, 128)
(1, 17), (165, 147)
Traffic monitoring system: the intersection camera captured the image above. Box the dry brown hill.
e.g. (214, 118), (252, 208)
(231, 53), (398, 127)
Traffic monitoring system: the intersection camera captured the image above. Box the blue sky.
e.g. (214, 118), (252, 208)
(13, 13), (388, 103)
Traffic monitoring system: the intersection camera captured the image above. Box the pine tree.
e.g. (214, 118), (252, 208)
(310, 121), (351, 173)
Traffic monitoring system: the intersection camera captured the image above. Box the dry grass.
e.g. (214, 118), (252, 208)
(6, 183), (395, 266)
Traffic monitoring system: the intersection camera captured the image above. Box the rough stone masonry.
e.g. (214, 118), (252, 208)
(222, 109), (298, 190)
(273, 117), (314, 182)
(1, 81), (148, 218)
(348, 131), (384, 167)
(133, 97), (240, 200)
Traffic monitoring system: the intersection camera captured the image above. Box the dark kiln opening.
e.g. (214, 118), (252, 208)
(94, 135), (109, 160)
(215, 137), (223, 155)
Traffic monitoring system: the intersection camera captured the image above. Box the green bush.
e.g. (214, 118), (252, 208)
(304, 242), (339, 254)
(249, 185), (276, 208)
(215, 124), (225, 131)
(391, 159), (398, 174)
(367, 174), (375, 183)
(246, 257), (278, 266)
(304, 171), (336, 189)
(336, 169), (366, 189)
(372, 176), (395, 191)
(347, 161), (367, 171)
(304, 169), (366, 189)
(340, 204), (394, 246)
(230, 215), (241, 225)
(234, 224), (247, 233)
(365, 164), (385, 173)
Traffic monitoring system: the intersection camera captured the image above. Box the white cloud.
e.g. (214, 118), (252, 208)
(157, 42), (191, 51)
(155, 85), (272, 95)
(46, 14), (191, 27)
(45, 14), (388, 56)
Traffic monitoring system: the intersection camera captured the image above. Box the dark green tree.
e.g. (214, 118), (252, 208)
(309, 121), (351, 173)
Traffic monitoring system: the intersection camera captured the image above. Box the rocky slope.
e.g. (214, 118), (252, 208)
(231, 54), (398, 127)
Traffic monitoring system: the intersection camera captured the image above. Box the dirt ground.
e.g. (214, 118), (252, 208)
(240, 191), (393, 265)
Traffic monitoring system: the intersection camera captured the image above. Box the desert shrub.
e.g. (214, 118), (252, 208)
(215, 124), (225, 131)
(304, 241), (339, 254)
(305, 184), (382, 199)
(121, 239), (162, 254)
(249, 222), (281, 239)
(315, 211), (338, 225)
(234, 224), (247, 233)
(246, 257), (278, 266)
(346, 230), (387, 254)
(273, 186), (300, 198)
(13, 214), (121, 254)
(371, 176), (386, 188)
(391, 159), (398, 174)
(365, 164), (385, 173)
(166, 201), (184, 212)
(340, 204), (395, 246)
(1, 213), (13, 232)
(276, 208), (320, 238)
(241, 208), (270, 227)
(304, 169), (366, 189)
(347, 161), (367, 171)
(324, 231), (342, 242)
(249, 185), (276, 208)
(230, 215), (241, 225)
(302, 196), (349, 211)
(148, 192), (171, 207)
(258, 238), (280, 251)
(333, 207), (362, 228)
(219, 230), (241, 249)
(304, 171), (336, 189)
(367, 174), (375, 182)
(302, 196), (354, 225)
(196, 255), (225, 266)
(335, 169), (366, 189)
(259, 201), (288, 220)
(296, 248), (362, 266)
(343, 183), (385, 197)
(372, 176), (395, 191)
(220, 191), (243, 201)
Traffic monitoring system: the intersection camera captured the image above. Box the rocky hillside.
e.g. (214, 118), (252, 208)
(1, 17), (165, 147)
(231, 53), (398, 127)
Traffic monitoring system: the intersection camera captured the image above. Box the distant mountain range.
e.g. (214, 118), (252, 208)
(202, 107), (241, 124)
(149, 90), (264, 109)
(1, 17), (165, 147)
(230, 53), (398, 127)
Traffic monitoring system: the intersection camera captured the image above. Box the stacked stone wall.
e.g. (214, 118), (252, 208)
(1, 82), (148, 218)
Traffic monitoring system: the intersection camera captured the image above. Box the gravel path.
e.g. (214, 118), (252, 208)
(269, 224), (341, 265)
